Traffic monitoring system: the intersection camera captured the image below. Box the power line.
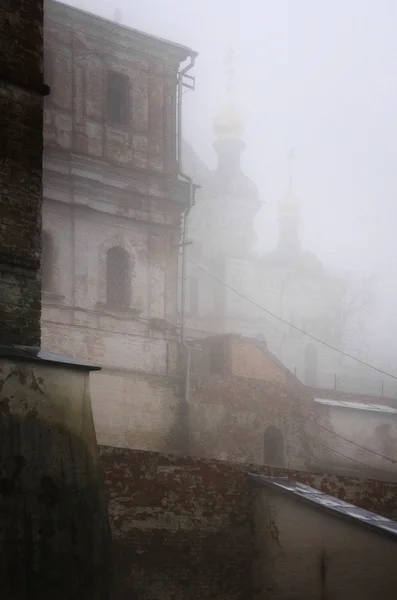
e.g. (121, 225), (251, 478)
(45, 288), (397, 467)
(187, 258), (397, 466)
(316, 421), (397, 465)
(188, 257), (397, 382)
(237, 377), (396, 473)
(305, 432), (395, 476)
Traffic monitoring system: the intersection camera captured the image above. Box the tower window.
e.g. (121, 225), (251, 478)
(106, 246), (130, 307)
(107, 71), (129, 124)
(42, 230), (54, 292)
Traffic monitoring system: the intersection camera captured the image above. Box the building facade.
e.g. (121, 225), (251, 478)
(41, 0), (196, 450)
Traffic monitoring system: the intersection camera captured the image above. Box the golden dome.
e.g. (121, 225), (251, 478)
(213, 101), (245, 141)
(213, 48), (245, 140)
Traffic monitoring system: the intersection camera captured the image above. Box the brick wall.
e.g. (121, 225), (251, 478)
(99, 446), (397, 600)
(43, 0), (189, 174)
(0, 0), (45, 346)
(229, 337), (290, 382)
(187, 373), (329, 469)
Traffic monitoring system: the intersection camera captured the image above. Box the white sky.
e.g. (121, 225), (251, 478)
(62, 0), (397, 357)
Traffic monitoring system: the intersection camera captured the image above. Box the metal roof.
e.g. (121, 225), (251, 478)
(313, 397), (397, 415)
(0, 345), (101, 372)
(249, 474), (397, 541)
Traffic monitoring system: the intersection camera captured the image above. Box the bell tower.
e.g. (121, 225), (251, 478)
(198, 48), (261, 258)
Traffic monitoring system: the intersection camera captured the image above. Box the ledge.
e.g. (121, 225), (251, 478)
(248, 474), (397, 542)
(0, 346), (101, 372)
(95, 302), (141, 318)
(42, 290), (65, 303)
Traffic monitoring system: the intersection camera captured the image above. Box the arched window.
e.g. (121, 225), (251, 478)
(304, 343), (318, 387)
(106, 246), (130, 307)
(41, 230), (54, 292)
(264, 425), (285, 467)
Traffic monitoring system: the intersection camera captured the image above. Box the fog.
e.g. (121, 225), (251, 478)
(64, 0), (397, 366)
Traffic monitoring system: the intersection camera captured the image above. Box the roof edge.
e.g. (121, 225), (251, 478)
(248, 474), (397, 543)
(46, 0), (197, 60)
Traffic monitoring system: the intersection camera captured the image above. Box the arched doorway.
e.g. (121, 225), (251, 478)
(264, 425), (285, 467)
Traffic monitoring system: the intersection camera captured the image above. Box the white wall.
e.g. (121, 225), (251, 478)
(253, 486), (397, 600)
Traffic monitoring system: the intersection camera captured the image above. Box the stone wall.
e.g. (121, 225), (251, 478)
(187, 373), (329, 469)
(0, 0), (45, 346)
(99, 446), (397, 600)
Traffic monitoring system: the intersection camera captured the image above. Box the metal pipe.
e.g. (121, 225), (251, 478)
(184, 343), (191, 406)
(177, 53), (196, 173)
(175, 52), (197, 415)
(180, 182), (195, 345)
(176, 52), (196, 345)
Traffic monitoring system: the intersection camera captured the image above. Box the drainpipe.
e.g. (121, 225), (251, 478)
(179, 183), (195, 407)
(176, 52), (197, 408)
(177, 53), (196, 174)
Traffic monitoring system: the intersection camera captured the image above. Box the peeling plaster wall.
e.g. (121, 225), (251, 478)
(40, 0), (191, 450)
(0, 358), (115, 598)
(90, 370), (182, 452)
(253, 487), (397, 600)
(99, 446), (397, 600)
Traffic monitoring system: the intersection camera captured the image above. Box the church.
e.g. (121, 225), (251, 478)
(39, 2), (395, 473)
(183, 54), (348, 390)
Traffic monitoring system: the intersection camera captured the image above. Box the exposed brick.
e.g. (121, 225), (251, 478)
(0, 0), (44, 346)
(99, 446), (397, 600)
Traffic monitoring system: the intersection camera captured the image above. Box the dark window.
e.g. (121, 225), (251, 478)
(42, 230), (54, 292)
(264, 426), (285, 467)
(304, 343), (318, 387)
(189, 277), (199, 316)
(210, 341), (225, 374)
(107, 71), (129, 124)
(106, 246), (130, 307)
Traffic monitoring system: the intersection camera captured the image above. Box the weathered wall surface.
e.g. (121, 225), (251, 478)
(99, 446), (397, 600)
(316, 403), (397, 476)
(253, 486), (397, 600)
(0, 0), (45, 346)
(187, 373), (327, 469)
(100, 447), (254, 600)
(40, 0), (193, 453)
(90, 370), (182, 451)
(0, 357), (115, 598)
(230, 337), (289, 382)
(43, 0), (183, 173)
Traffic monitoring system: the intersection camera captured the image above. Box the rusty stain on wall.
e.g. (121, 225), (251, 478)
(99, 446), (397, 600)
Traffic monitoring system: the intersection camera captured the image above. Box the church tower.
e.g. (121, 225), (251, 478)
(264, 151), (322, 274)
(188, 49), (261, 259)
(184, 49), (262, 337)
